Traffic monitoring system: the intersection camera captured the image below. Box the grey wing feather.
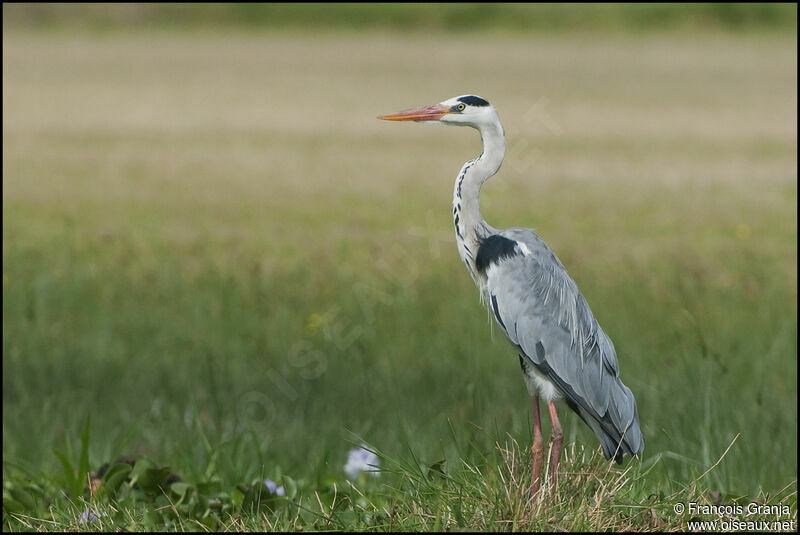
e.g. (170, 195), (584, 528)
(486, 228), (644, 461)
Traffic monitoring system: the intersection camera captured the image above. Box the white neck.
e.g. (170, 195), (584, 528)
(452, 118), (506, 274)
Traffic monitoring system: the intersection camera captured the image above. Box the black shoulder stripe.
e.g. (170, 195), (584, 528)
(475, 235), (521, 274)
(457, 95), (490, 107)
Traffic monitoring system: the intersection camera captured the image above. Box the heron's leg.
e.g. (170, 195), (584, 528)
(547, 401), (563, 491)
(530, 395), (544, 500)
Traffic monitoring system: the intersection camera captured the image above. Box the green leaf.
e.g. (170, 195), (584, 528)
(78, 415), (91, 496)
(9, 487), (36, 511)
(136, 467), (172, 493)
(282, 476), (298, 499)
(127, 457), (156, 487)
(51, 416), (93, 501)
(53, 449), (80, 498)
(231, 488), (244, 510)
(170, 482), (191, 502)
(144, 507), (162, 525)
(428, 459), (447, 480)
(453, 495), (464, 527)
(196, 480), (222, 495)
(99, 463), (132, 497)
(203, 449), (218, 480)
(2, 491), (25, 514)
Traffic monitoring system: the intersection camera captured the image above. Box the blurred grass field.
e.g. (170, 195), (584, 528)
(2, 4), (798, 530)
(3, 3), (797, 33)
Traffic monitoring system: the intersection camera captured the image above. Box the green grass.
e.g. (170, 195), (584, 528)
(2, 26), (797, 531)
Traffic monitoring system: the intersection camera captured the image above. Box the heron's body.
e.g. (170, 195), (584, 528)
(379, 95), (644, 498)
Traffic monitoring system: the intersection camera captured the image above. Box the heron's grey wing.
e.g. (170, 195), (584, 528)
(482, 228), (644, 461)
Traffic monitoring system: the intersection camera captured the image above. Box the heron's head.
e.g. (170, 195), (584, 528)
(378, 94), (498, 129)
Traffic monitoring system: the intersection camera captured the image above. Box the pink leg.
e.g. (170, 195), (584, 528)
(530, 395), (544, 501)
(547, 401), (563, 490)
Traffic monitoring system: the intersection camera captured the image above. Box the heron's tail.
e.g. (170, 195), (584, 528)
(570, 378), (644, 464)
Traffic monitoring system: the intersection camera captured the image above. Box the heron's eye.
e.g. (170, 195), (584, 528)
(457, 103), (466, 112)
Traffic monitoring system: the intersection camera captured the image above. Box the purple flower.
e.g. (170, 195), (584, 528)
(263, 478), (286, 496)
(344, 444), (380, 480)
(78, 507), (106, 524)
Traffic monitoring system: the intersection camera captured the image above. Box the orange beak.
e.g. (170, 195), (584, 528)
(378, 103), (450, 122)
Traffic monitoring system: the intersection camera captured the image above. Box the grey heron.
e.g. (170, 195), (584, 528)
(379, 95), (644, 499)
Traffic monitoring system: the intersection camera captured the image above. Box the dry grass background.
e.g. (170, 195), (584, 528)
(4, 32), (795, 266)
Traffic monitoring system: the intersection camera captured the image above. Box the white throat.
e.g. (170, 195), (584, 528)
(452, 119), (506, 283)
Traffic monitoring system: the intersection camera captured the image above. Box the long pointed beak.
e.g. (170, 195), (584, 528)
(378, 103), (450, 122)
